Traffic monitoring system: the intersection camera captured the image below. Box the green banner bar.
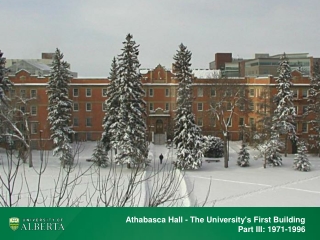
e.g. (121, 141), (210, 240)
(0, 208), (317, 240)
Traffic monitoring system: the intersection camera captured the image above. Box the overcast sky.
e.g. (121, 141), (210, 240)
(2, 0), (320, 77)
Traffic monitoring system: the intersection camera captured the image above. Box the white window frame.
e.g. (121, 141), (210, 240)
(86, 118), (92, 127)
(20, 89), (26, 98)
(226, 118), (232, 127)
(102, 102), (107, 112)
(30, 89), (37, 98)
(149, 88), (154, 97)
(102, 88), (108, 97)
(249, 88), (255, 97)
(249, 118), (255, 126)
(211, 88), (216, 97)
(73, 117), (79, 127)
(197, 103), (203, 111)
(149, 103), (154, 111)
(197, 118), (203, 127)
(73, 88), (79, 97)
(302, 106), (308, 114)
(165, 88), (170, 97)
(30, 122), (38, 134)
(73, 103), (79, 111)
(31, 106), (37, 116)
(86, 103), (92, 112)
(302, 89), (308, 98)
(239, 117), (244, 126)
(302, 122), (308, 133)
(165, 103), (170, 111)
(86, 88), (92, 97)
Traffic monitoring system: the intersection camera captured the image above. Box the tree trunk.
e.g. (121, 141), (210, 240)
(263, 152), (266, 168)
(28, 147), (33, 168)
(223, 136), (228, 168)
(284, 134), (288, 157)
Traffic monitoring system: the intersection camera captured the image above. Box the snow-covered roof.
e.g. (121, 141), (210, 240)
(24, 60), (51, 71)
(192, 69), (221, 79)
(139, 69), (151, 74)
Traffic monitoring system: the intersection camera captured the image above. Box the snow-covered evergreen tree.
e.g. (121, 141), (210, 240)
(46, 48), (74, 167)
(109, 34), (148, 167)
(91, 141), (108, 168)
(268, 53), (297, 165)
(101, 57), (120, 153)
(0, 50), (13, 106)
(237, 143), (250, 167)
(293, 140), (311, 171)
(173, 44), (203, 170)
(202, 135), (223, 158)
(307, 60), (320, 156)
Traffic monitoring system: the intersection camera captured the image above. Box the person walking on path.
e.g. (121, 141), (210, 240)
(159, 153), (164, 164)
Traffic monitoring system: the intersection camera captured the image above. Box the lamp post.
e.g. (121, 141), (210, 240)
(39, 130), (43, 161)
(227, 131), (230, 162)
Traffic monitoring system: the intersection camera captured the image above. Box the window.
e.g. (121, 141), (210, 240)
(73, 103), (79, 111)
(86, 88), (92, 97)
(86, 103), (92, 111)
(249, 102), (254, 111)
(302, 89), (308, 98)
(20, 89), (26, 98)
(302, 122), (308, 133)
(227, 102), (232, 111)
(211, 88), (216, 97)
(165, 103), (170, 111)
(239, 117), (244, 126)
(73, 118), (79, 127)
(226, 118), (232, 127)
(149, 103), (154, 111)
(102, 88), (108, 97)
(294, 106), (298, 115)
(149, 89), (154, 97)
(102, 102), (107, 111)
(197, 103), (203, 111)
(73, 89), (79, 97)
(31, 123), (38, 134)
(249, 89), (255, 97)
(20, 105), (26, 113)
(165, 89), (170, 97)
(197, 118), (203, 126)
(30, 89), (37, 98)
(197, 87), (203, 97)
(302, 106), (308, 114)
(292, 89), (298, 98)
(86, 118), (92, 127)
(31, 106), (37, 116)
(249, 118), (255, 127)
(239, 103), (245, 111)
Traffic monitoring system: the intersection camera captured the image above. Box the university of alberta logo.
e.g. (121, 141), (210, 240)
(9, 217), (19, 231)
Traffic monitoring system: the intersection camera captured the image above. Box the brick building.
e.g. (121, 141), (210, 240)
(6, 65), (315, 154)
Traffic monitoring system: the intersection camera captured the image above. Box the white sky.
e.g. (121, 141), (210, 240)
(2, 0), (320, 77)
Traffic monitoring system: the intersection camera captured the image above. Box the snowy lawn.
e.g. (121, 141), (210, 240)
(1, 141), (319, 207)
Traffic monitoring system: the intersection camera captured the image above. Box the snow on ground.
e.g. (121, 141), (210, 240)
(0, 141), (319, 207)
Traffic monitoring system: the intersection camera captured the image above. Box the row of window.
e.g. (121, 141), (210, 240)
(21, 102), (310, 116)
(195, 117), (309, 133)
(73, 117), (93, 127)
(14, 87), (311, 101)
(73, 88), (174, 98)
